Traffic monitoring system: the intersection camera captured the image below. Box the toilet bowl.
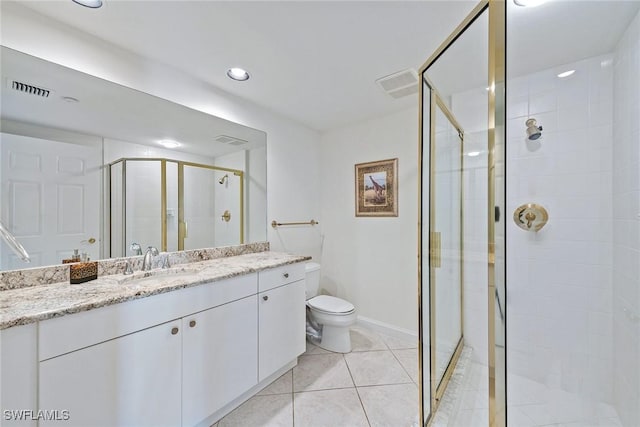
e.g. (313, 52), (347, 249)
(305, 263), (356, 353)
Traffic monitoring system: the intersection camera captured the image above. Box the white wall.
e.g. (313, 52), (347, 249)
(319, 107), (418, 333)
(612, 9), (640, 426)
(506, 53), (615, 419)
(0, 2), (322, 261)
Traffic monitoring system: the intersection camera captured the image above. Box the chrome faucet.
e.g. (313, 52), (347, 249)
(142, 246), (159, 271)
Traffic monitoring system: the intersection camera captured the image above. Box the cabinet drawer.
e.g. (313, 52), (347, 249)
(39, 274), (257, 361)
(258, 263), (305, 292)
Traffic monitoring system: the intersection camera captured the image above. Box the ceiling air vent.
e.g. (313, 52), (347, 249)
(7, 79), (52, 98)
(375, 68), (418, 99)
(214, 135), (248, 146)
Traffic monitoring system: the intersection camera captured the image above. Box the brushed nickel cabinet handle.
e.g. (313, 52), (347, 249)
(283, 273), (289, 278)
(189, 320), (196, 328)
(263, 295), (269, 301)
(171, 327), (179, 335)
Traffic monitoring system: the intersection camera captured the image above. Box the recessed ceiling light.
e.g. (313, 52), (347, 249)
(72, 0), (103, 8)
(514, 0), (548, 7)
(557, 70), (576, 78)
(226, 67), (250, 82)
(159, 139), (180, 149)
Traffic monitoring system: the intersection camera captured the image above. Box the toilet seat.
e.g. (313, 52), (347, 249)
(307, 295), (355, 314)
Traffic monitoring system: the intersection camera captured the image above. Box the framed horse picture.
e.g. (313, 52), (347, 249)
(354, 158), (398, 217)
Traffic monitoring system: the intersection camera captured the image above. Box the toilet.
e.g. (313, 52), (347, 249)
(305, 262), (356, 353)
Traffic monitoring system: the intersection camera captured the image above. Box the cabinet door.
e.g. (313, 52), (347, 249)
(1, 324), (38, 427)
(259, 280), (306, 381)
(39, 320), (182, 427)
(182, 295), (258, 426)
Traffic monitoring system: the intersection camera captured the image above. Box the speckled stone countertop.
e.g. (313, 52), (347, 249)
(0, 252), (310, 330)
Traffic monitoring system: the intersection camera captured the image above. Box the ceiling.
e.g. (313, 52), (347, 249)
(7, 1), (640, 132)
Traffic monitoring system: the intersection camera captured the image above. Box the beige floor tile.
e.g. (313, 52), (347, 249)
(293, 353), (354, 392)
(392, 348), (419, 383)
(218, 394), (292, 427)
(380, 332), (418, 350)
(294, 388), (369, 427)
(350, 326), (389, 352)
(357, 383), (419, 427)
(257, 370), (292, 396)
(305, 340), (331, 355)
(451, 408), (489, 427)
(345, 350), (412, 386)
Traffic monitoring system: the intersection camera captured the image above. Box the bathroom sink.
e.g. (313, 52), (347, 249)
(108, 267), (199, 285)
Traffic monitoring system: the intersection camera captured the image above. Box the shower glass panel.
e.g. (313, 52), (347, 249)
(109, 161), (124, 258)
(506, 1), (639, 425)
(182, 165), (216, 250)
(125, 160), (162, 252)
(419, 1), (505, 425)
(182, 166), (242, 249)
(166, 162), (179, 252)
(433, 99), (464, 389)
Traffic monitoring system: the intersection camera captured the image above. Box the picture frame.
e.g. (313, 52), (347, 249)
(354, 158), (398, 217)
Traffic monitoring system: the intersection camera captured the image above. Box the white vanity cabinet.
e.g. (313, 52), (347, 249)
(39, 319), (183, 427)
(181, 295), (258, 427)
(1, 259), (308, 427)
(0, 323), (38, 427)
(258, 264), (306, 382)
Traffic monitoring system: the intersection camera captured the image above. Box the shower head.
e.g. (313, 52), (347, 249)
(218, 174), (228, 185)
(525, 118), (543, 140)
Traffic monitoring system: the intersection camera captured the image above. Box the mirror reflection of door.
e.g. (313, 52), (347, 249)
(0, 133), (101, 269)
(430, 92), (464, 400)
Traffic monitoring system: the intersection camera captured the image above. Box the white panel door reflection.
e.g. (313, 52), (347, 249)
(0, 133), (101, 269)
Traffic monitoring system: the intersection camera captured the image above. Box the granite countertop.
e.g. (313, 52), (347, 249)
(0, 252), (310, 330)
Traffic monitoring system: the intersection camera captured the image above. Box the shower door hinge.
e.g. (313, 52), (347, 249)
(430, 231), (441, 268)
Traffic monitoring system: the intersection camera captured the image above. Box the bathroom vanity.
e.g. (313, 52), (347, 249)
(0, 248), (309, 427)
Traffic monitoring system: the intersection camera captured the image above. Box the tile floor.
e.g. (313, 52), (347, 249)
(431, 347), (624, 427)
(213, 325), (419, 427)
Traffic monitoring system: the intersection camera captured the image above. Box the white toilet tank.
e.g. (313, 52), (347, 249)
(305, 262), (321, 300)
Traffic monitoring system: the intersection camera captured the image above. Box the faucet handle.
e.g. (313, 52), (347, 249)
(123, 260), (134, 275)
(161, 254), (171, 269)
(147, 246), (159, 256)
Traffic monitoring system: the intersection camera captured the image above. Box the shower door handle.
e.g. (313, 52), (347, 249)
(430, 232), (441, 268)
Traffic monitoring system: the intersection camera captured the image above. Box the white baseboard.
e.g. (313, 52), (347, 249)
(356, 315), (418, 341)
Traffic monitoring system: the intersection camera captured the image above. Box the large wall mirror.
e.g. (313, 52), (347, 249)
(0, 46), (267, 271)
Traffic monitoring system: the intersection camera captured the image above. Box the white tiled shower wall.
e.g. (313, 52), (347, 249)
(506, 52), (615, 409)
(613, 9), (640, 426)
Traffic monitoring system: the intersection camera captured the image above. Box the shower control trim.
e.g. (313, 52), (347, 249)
(513, 203), (549, 232)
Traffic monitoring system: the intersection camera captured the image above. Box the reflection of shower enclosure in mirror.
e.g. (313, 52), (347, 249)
(109, 158), (243, 257)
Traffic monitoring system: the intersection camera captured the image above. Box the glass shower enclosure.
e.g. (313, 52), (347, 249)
(419, 0), (640, 426)
(418, 0), (505, 425)
(109, 158), (244, 257)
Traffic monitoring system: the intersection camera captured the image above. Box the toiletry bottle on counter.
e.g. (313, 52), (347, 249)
(62, 249), (81, 264)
